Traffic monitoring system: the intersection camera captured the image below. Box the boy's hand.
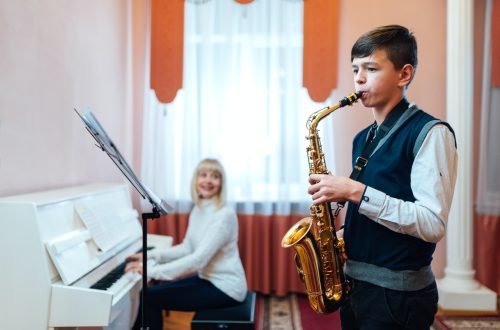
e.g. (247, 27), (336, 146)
(308, 174), (365, 205)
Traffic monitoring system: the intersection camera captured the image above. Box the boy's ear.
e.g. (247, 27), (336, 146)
(398, 64), (414, 87)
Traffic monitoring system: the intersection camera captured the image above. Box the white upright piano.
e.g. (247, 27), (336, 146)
(0, 183), (170, 330)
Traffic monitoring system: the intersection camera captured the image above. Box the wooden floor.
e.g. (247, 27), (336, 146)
(163, 310), (195, 330)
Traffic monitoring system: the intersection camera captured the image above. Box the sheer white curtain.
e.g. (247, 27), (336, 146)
(477, 0), (500, 215)
(141, 0), (335, 214)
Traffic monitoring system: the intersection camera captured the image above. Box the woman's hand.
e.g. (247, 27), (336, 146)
(124, 253), (143, 274)
(126, 252), (143, 262)
(125, 261), (143, 275)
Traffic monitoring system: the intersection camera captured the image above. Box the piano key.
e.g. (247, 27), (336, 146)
(90, 260), (128, 290)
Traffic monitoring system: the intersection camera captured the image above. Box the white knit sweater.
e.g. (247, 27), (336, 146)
(147, 199), (247, 302)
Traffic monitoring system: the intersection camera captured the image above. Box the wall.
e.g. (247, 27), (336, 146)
(0, 0), (142, 197)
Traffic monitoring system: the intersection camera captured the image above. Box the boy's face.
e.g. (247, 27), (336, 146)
(352, 49), (409, 111)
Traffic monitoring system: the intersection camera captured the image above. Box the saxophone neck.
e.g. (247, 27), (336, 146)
(308, 104), (341, 129)
(307, 92), (361, 131)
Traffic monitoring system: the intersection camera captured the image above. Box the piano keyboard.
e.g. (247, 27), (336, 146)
(91, 260), (128, 291)
(90, 246), (153, 294)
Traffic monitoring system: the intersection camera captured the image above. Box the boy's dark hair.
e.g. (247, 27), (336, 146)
(351, 25), (418, 70)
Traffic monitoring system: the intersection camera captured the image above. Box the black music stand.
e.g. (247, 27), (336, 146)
(75, 108), (171, 330)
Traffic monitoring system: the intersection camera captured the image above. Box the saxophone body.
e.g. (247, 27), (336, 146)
(281, 92), (360, 314)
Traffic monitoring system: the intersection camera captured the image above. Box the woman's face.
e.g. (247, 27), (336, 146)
(196, 169), (222, 199)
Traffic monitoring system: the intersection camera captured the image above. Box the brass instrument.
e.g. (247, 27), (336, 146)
(281, 92), (361, 314)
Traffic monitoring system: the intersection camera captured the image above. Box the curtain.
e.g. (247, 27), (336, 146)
(475, 0), (500, 293)
(142, 0), (337, 294)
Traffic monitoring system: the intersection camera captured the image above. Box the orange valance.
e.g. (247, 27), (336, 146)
(150, 0), (339, 104)
(150, 0), (184, 104)
(491, 0), (500, 86)
(303, 0), (340, 102)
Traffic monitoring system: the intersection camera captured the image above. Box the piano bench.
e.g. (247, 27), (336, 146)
(191, 291), (256, 330)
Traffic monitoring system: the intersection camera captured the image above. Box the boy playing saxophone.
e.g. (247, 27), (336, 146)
(308, 25), (457, 329)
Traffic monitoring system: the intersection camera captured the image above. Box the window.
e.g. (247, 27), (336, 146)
(142, 1), (333, 214)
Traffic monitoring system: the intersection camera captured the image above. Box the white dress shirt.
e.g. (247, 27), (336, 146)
(358, 124), (458, 243)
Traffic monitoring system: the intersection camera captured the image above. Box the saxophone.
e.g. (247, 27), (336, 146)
(281, 92), (361, 314)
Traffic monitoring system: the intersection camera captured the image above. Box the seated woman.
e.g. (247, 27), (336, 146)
(125, 158), (247, 330)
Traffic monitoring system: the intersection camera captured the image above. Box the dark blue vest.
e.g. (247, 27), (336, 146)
(344, 108), (441, 271)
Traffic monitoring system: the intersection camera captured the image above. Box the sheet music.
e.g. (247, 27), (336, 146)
(75, 201), (123, 252)
(74, 108), (172, 215)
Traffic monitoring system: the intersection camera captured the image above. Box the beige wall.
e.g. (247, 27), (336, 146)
(0, 0), (145, 198)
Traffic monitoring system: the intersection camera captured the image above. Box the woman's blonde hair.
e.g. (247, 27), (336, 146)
(190, 158), (227, 208)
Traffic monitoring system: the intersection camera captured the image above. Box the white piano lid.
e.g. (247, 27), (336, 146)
(38, 184), (142, 285)
(0, 183), (123, 204)
(46, 229), (92, 255)
(45, 217), (141, 285)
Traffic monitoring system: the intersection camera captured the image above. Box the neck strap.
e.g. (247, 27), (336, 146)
(349, 98), (409, 181)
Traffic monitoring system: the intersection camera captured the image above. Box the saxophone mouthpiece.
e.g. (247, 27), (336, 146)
(339, 92), (362, 107)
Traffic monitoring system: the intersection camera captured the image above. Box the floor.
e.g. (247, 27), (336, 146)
(163, 310), (195, 330)
(159, 294), (500, 330)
